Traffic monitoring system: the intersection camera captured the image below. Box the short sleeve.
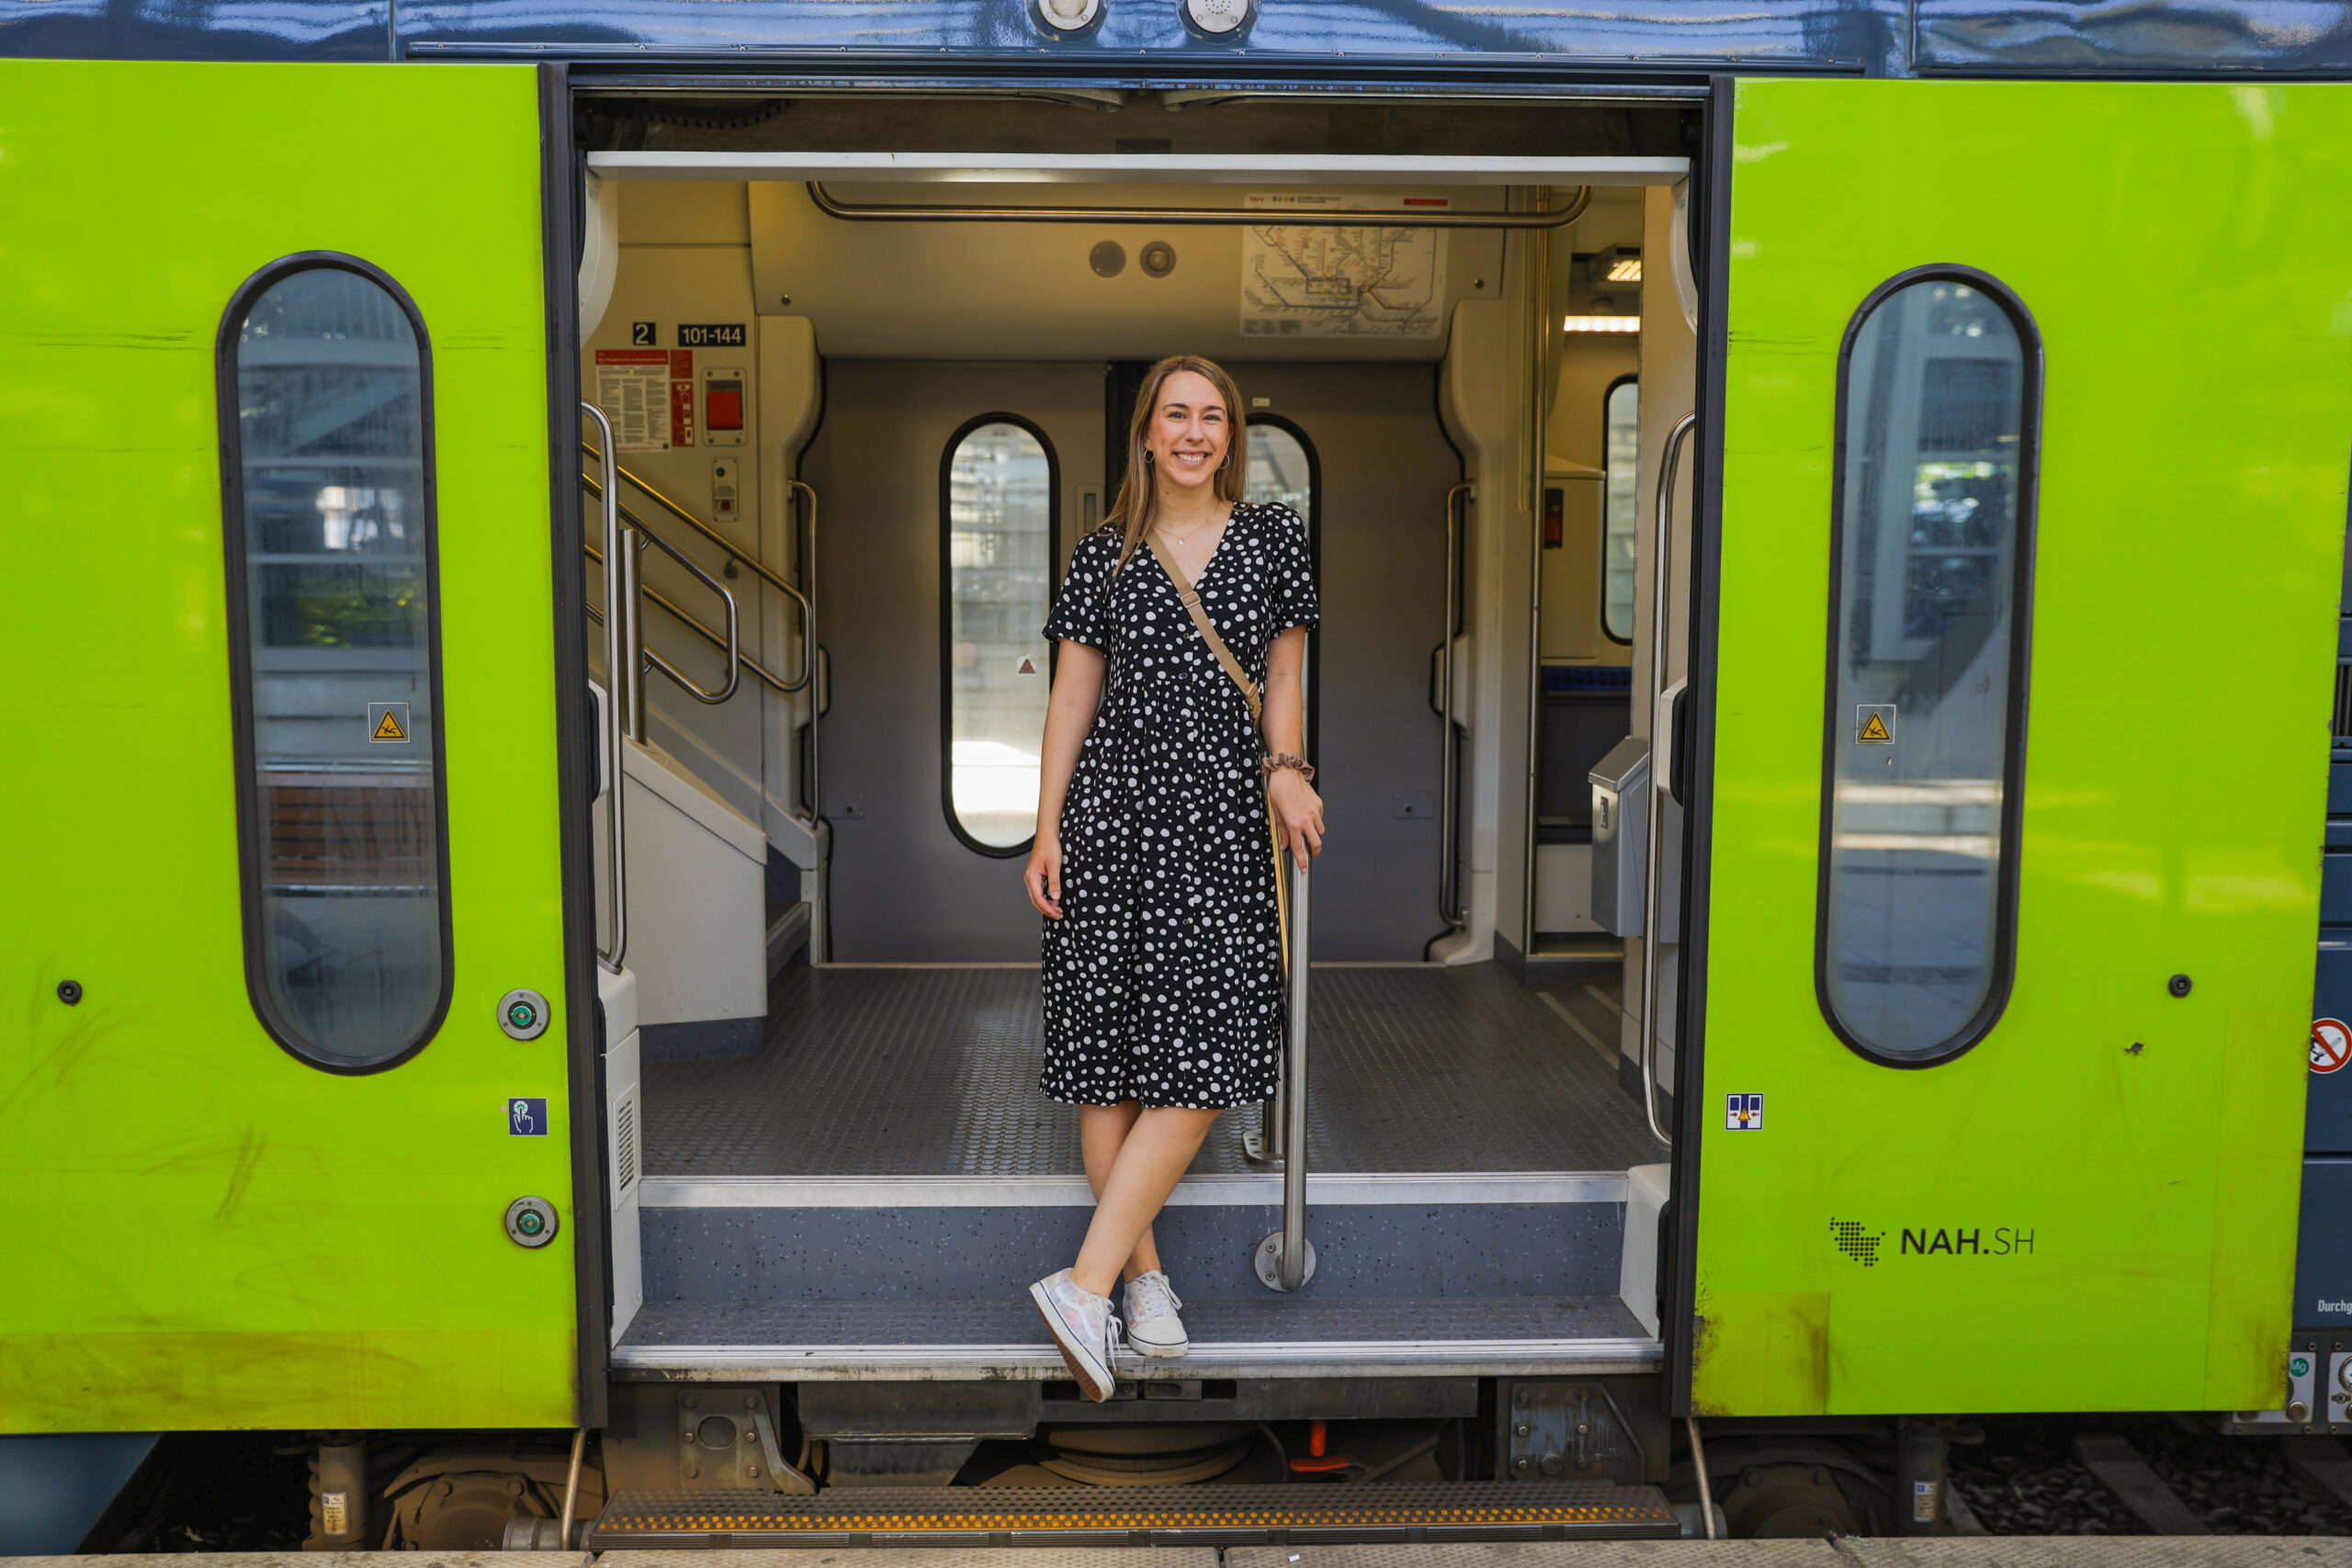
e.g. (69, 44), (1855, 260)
(1044, 528), (1117, 649)
(1265, 505), (1319, 632)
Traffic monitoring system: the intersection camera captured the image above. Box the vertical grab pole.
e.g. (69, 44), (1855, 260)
(1255, 855), (1317, 1291)
(1637, 413), (1698, 1149)
(1437, 482), (1471, 930)
(786, 479), (821, 829)
(585, 402), (628, 975)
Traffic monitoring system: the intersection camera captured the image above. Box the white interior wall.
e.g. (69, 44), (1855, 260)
(748, 181), (1508, 362)
(1619, 184), (1700, 1095)
(584, 182), (775, 828)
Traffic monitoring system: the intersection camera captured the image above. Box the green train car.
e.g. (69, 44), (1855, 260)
(5, 26), (2352, 1547)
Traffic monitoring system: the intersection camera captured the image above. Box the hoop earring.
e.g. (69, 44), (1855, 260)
(1145, 450), (1155, 464)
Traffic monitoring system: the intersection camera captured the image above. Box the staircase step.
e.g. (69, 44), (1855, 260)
(588, 1482), (1680, 1547)
(639, 1173), (1630, 1304)
(612, 1294), (1657, 1380)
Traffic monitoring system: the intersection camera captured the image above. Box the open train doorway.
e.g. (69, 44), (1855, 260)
(565, 87), (1707, 1478)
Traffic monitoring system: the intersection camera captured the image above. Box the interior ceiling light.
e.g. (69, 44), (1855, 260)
(1563, 314), (1641, 333)
(1592, 245), (1643, 284)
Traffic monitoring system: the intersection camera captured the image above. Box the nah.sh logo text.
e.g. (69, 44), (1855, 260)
(1901, 1225), (2034, 1257)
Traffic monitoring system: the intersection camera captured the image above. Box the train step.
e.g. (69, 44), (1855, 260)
(637, 1172), (1636, 1305)
(610, 1290), (1659, 1379)
(585, 1481), (1681, 1548)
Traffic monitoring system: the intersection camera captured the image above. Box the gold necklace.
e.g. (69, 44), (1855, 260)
(1154, 508), (1227, 547)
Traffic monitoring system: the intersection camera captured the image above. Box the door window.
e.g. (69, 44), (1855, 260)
(943, 417), (1057, 853)
(1817, 269), (2040, 1065)
(1246, 420), (1315, 517)
(1601, 376), (1639, 644)
(220, 257), (450, 1071)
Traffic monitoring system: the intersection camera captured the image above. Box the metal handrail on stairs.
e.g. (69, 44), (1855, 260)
(580, 450), (815, 698)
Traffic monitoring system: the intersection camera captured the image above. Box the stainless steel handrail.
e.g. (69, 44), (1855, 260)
(632, 521), (741, 705)
(1437, 481), (1472, 929)
(583, 551), (799, 699)
(1637, 412), (1698, 1150)
(808, 180), (1593, 231)
(583, 401), (628, 975)
(582, 447), (815, 693)
(1255, 856), (1317, 1292)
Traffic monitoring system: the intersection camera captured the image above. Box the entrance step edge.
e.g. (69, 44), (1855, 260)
(639, 1170), (1632, 1209)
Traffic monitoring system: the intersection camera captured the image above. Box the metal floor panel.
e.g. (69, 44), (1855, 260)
(589, 1482), (1680, 1546)
(611, 1295), (1658, 1379)
(644, 964), (1657, 1177)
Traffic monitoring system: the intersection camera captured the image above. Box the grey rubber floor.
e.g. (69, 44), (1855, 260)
(642, 963), (1656, 1178)
(620, 1294), (1645, 1348)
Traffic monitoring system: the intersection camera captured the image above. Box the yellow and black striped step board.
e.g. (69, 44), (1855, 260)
(590, 1482), (1679, 1548)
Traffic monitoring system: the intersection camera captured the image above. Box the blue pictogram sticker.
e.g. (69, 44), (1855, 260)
(509, 1097), (548, 1136)
(1725, 1093), (1763, 1131)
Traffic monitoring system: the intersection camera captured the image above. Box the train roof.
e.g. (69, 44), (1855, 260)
(4, 0), (2346, 85)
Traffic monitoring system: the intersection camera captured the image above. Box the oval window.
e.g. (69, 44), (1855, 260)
(220, 257), (451, 1072)
(1816, 269), (2041, 1066)
(1601, 376), (1639, 645)
(943, 417), (1056, 854)
(1246, 421), (1314, 517)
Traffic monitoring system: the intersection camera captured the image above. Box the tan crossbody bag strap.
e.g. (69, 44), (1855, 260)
(1142, 531), (1292, 976)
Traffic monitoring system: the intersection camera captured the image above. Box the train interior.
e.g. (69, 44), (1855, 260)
(572, 92), (1702, 1482)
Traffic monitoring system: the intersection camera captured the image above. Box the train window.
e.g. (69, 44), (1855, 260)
(1246, 420), (1314, 519)
(219, 256), (451, 1073)
(1601, 377), (1639, 644)
(1817, 269), (2040, 1066)
(943, 416), (1057, 854)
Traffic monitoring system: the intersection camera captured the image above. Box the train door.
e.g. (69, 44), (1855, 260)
(0, 61), (589, 1431)
(805, 358), (1458, 963)
(805, 363), (1103, 962)
(1674, 79), (2352, 1416)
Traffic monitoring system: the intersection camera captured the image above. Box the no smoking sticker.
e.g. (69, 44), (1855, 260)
(2312, 1018), (2350, 1075)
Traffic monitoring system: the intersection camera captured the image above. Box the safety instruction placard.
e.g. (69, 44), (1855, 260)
(594, 348), (695, 451)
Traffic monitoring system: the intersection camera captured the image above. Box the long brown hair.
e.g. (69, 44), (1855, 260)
(1105, 355), (1249, 573)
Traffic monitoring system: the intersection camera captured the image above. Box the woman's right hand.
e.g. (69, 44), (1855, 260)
(1025, 832), (1065, 919)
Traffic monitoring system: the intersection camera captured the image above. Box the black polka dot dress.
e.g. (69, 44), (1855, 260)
(1039, 502), (1320, 1111)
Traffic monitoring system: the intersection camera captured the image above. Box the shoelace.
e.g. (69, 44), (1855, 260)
(1130, 1274), (1182, 1318)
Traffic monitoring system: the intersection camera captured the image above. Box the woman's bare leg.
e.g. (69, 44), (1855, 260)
(1071, 1106), (1221, 1298)
(1079, 1102), (1165, 1283)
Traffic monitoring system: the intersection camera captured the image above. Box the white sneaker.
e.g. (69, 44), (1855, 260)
(1030, 1269), (1121, 1402)
(1124, 1270), (1189, 1358)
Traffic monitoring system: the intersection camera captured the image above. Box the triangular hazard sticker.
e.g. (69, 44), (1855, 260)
(372, 708), (409, 742)
(1016, 657), (1037, 675)
(1857, 711), (1892, 743)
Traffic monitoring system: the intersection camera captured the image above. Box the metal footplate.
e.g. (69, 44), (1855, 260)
(590, 1482), (1679, 1547)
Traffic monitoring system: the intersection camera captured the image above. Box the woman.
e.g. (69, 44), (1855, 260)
(1023, 355), (1323, 1402)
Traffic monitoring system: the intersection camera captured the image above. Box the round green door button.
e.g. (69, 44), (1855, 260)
(503, 1196), (559, 1249)
(497, 987), (550, 1042)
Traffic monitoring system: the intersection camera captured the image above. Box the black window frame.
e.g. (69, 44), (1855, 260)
(216, 251), (454, 1077)
(1599, 372), (1639, 647)
(938, 410), (1061, 860)
(1812, 262), (2042, 1070)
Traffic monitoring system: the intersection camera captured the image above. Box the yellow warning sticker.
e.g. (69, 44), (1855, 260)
(368, 702), (411, 744)
(1855, 705), (1894, 744)
(1016, 657), (1038, 676)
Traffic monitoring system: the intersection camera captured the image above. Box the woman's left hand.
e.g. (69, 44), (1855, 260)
(1269, 769), (1324, 870)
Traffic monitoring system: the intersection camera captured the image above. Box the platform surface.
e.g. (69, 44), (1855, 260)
(19, 1538), (2352, 1566)
(643, 963), (1655, 1178)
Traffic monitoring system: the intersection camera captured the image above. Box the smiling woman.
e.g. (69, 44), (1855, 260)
(1017, 354), (1324, 1399)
